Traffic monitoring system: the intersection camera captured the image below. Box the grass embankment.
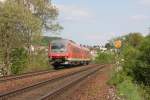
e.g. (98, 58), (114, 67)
(108, 50), (143, 100)
(109, 70), (142, 100)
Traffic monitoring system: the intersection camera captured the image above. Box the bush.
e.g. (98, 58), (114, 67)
(23, 49), (52, 73)
(10, 47), (52, 74)
(121, 45), (139, 77)
(132, 37), (150, 85)
(109, 34), (150, 99)
(10, 48), (28, 74)
(117, 78), (142, 100)
(95, 52), (115, 64)
(109, 71), (126, 86)
(109, 70), (142, 100)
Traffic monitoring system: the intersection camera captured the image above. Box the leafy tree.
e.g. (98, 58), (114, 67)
(14, 0), (63, 54)
(105, 43), (113, 50)
(109, 33), (150, 99)
(0, 1), (41, 75)
(123, 33), (144, 47)
(33, 36), (62, 46)
(121, 45), (139, 76)
(119, 33), (149, 84)
(133, 37), (150, 85)
(0, 0), (62, 75)
(14, 0), (63, 32)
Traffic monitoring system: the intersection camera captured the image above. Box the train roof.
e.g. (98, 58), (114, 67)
(51, 39), (75, 44)
(51, 39), (90, 51)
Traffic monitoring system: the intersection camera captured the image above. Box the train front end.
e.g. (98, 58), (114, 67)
(48, 40), (69, 68)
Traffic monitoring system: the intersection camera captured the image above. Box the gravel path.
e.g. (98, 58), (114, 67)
(66, 64), (120, 100)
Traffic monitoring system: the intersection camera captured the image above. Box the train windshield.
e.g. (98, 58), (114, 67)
(51, 41), (67, 52)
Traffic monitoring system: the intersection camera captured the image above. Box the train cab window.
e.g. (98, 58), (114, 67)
(51, 43), (66, 53)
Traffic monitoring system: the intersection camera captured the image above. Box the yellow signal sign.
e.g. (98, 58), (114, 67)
(114, 40), (122, 49)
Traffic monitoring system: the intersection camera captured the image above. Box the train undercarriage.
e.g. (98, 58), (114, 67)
(49, 58), (90, 69)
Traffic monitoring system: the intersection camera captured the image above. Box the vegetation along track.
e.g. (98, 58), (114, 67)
(0, 64), (104, 100)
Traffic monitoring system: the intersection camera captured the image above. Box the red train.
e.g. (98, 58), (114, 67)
(48, 39), (91, 69)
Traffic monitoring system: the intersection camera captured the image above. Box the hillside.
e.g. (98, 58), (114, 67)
(33, 36), (62, 46)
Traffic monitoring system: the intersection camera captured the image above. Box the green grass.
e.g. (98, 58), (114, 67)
(140, 86), (150, 100)
(117, 79), (142, 100)
(109, 70), (143, 100)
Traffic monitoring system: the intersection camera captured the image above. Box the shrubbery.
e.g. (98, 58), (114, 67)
(23, 50), (51, 73)
(94, 52), (115, 64)
(10, 48), (28, 74)
(10, 48), (51, 74)
(109, 70), (142, 100)
(133, 37), (150, 85)
(109, 33), (150, 100)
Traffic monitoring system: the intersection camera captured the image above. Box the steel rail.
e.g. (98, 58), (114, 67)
(0, 64), (100, 100)
(39, 66), (104, 100)
(0, 70), (56, 83)
(0, 64), (95, 83)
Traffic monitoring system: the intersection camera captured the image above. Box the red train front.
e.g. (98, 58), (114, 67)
(48, 39), (91, 69)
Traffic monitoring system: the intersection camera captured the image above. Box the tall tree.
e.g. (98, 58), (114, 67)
(105, 43), (113, 50)
(0, 0), (41, 75)
(14, 0), (63, 54)
(14, 0), (63, 32)
(0, 0), (62, 75)
(123, 33), (144, 47)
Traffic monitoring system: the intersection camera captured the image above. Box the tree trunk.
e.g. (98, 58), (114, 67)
(3, 49), (11, 75)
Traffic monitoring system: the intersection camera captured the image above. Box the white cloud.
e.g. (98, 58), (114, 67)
(79, 32), (122, 45)
(131, 15), (149, 21)
(57, 4), (94, 23)
(0, 0), (6, 2)
(138, 0), (150, 6)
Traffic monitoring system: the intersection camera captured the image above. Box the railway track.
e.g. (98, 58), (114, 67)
(40, 65), (104, 100)
(0, 65), (95, 83)
(0, 64), (97, 94)
(0, 70), (57, 83)
(0, 64), (104, 100)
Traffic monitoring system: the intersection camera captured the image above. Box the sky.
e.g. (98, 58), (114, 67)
(46, 0), (150, 45)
